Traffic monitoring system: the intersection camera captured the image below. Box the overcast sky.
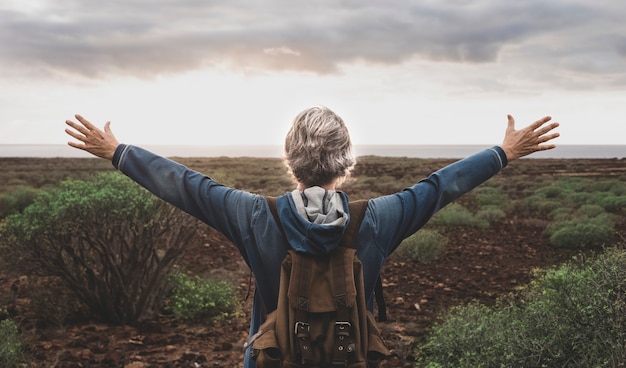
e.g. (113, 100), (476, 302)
(1, 0), (625, 148)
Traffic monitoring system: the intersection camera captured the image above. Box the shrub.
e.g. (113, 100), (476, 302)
(396, 229), (448, 264)
(536, 184), (565, 199)
(573, 203), (606, 218)
(0, 319), (26, 368)
(518, 196), (564, 215)
(0, 173), (199, 325)
(475, 205), (506, 224)
(167, 272), (239, 324)
(474, 186), (508, 207)
(548, 214), (614, 249)
(416, 302), (510, 368)
(0, 185), (40, 219)
(588, 178), (626, 195)
(548, 207), (571, 222)
(416, 248), (626, 368)
(599, 194), (626, 214)
(568, 191), (593, 206)
(431, 203), (488, 228)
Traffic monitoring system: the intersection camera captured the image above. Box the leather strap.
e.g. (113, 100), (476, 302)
(331, 250), (352, 366)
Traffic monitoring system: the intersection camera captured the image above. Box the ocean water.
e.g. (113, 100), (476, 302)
(0, 144), (624, 159)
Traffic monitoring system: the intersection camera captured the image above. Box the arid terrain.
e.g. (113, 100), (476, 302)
(1, 156), (624, 367)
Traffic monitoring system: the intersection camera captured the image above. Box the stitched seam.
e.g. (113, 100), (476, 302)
(116, 144), (131, 171)
(489, 147), (504, 170)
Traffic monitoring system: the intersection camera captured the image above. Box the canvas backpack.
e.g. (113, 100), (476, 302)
(250, 197), (390, 368)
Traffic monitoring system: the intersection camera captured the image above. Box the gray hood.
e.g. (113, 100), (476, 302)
(275, 186), (350, 255)
(291, 187), (347, 226)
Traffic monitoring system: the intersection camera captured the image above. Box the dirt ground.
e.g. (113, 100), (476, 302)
(1, 158), (624, 367)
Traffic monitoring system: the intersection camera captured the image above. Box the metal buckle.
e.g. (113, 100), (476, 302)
(335, 321), (351, 338)
(295, 321), (310, 335)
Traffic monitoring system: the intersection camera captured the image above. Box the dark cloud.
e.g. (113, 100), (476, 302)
(1, 0), (624, 86)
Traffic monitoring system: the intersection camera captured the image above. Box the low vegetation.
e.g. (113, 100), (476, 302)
(0, 319), (25, 368)
(415, 248), (626, 367)
(396, 229), (448, 264)
(166, 271), (240, 324)
(0, 185), (40, 219)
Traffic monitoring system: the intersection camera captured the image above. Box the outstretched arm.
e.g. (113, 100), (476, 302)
(65, 114), (119, 160)
(501, 115), (559, 161)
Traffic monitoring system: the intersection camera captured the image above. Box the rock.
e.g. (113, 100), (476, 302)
(79, 348), (93, 360)
(124, 362), (147, 368)
(165, 345), (177, 353)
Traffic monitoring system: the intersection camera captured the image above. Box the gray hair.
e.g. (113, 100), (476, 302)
(284, 106), (355, 187)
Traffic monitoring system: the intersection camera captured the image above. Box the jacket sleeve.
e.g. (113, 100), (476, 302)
(368, 146), (508, 256)
(112, 144), (260, 247)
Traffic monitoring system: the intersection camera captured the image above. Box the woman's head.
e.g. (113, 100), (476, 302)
(284, 106), (355, 188)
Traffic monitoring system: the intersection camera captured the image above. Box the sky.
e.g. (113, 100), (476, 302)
(1, 0), (625, 148)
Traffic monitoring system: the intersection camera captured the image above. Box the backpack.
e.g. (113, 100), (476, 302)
(250, 197), (390, 368)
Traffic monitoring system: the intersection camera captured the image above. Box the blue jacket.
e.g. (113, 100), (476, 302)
(112, 144), (508, 367)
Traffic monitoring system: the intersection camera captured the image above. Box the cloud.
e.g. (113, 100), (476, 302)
(263, 46), (301, 57)
(1, 0), (625, 89)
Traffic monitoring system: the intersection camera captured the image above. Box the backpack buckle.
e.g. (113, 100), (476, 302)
(295, 321), (310, 335)
(335, 321), (351, 337)
(295, 321), (313, 363)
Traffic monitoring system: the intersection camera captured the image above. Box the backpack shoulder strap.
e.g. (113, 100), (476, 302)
(340, 199), (369, 249)
(265, 196), (281, 231)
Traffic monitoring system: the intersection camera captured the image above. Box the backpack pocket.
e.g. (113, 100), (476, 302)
(252, 311), (281, 368)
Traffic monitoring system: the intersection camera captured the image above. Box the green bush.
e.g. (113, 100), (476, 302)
(548, 214), (614, 249)
(518, 177), (625, 218)
(415, 248), (626, 368)
(568, 191), (593, 207)
(167, 272), (239, 324)
(0, 319), (26, 368)
(0, 185), (40, 219)
(474, 186), (508, 207)
(573, 203), (606, 218)
(0, 172), (198, 325)
(475, 205), (506, 224)
(518, 196), (564, 215)
(588, 178), (626, 195)
(396, 229), (448, 264)
(548, 207), (572, 222)
(431, 203), (488, 228)
(536, 184), (565, 199)
(599, 194), (626, 214)
(416, 303), (510, 368)
(511, 176), (623, 251)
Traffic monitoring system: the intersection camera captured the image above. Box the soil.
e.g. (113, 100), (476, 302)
(1, 158), (624, 368)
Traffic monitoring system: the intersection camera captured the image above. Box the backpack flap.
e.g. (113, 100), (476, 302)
(287, 249), (357, 312)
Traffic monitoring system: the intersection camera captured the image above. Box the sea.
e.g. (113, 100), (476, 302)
(0, 144), (624, 159)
